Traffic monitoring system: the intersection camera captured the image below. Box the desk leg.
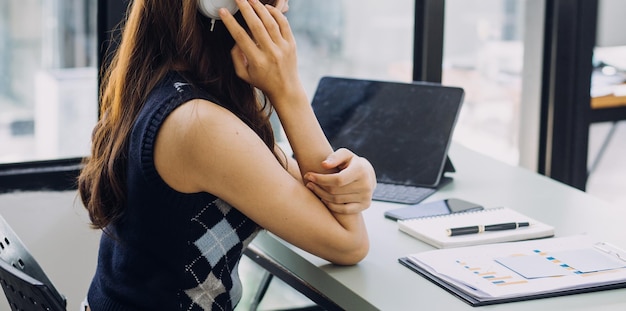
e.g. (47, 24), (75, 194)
(247, 270), (274, 311)
(243, 245), (342, 311)
(588, 121), (619, 177)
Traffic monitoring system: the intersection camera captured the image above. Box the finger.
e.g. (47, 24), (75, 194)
(248, 2), (285, 45)
(321, 148), (353, 170)
(219, 5), (258, 54)
(265, 4), (294, 42)
(307, 181), (347, 201)
(305, 182), (335, 202)
(306, 182), (364, 203)
(306, 159), (365, 187)
(324, 202), (369, 215)
(306, 171), (354, 188)
(238, 0), (278, 50)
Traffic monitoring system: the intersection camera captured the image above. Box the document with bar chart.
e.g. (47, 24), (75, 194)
(399, 235), (626, 306)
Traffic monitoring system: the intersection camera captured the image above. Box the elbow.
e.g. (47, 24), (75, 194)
(328, 235), (370, 266)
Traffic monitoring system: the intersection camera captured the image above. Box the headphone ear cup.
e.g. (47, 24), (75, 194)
(198, 0), (239, 20)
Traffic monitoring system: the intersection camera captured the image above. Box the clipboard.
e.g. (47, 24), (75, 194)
(398, 257), (626, 307)
(398, 235), (626, 306)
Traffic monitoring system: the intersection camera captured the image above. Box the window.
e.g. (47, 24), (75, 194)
(3, 0), (610, 200)
(288, 0), (415, 96)
(442, 0), (532, 166)
(273, 0), (416, 142)
(289, 0), (540, 168)
(0, 0), (97, 164)
(586, 0), (626, 204)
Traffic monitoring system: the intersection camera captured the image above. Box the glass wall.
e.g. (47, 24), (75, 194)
(287, 0), (415, 96)
(0, 0), (97, 164)
(1, 0), (537, 178)
(0, 0), (535, 169)
(586, 0), (626, 205)
(289, 0), (534, 167)
(442, 0), (528, 166)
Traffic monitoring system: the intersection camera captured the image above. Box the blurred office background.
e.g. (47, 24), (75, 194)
(1, 0), (625, 309)
(1, 0), (624, 204)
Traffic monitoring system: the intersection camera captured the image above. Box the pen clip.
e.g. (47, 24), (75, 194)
(593, 242), (626, 263)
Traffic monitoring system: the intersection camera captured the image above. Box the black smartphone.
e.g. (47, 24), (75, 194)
(384, 198), (484, 221)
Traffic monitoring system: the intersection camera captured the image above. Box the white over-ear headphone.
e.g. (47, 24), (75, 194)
(197, 0), (239, 20)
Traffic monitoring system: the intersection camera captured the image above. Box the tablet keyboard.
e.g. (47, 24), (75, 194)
(373, 183), (437, 204)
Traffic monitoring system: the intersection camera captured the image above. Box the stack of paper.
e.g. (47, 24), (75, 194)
(399, 235), (626, 306)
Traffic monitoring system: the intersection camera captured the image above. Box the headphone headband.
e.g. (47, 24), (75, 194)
(197, 0), (239, 20)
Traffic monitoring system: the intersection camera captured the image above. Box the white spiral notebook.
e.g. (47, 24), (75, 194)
(397, 207), (554, 248)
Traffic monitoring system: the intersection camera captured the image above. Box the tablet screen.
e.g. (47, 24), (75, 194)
(311, 77), (464, 187)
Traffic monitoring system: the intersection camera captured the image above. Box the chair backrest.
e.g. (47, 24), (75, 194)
(0, 260), (67, 311)
(0, 214), (66, 311)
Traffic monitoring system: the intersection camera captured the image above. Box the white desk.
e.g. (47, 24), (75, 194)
(247, 143), (626, 310)
(1, 143), (625, 310)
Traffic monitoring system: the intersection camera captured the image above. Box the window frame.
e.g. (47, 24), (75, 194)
(537, 0), (599, 190)
(0, 158), (83, 193)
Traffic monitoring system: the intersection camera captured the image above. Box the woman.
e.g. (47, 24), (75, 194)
(78, 0), (376, 310)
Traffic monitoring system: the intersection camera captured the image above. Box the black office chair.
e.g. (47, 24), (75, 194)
(0, 214), (67, 311)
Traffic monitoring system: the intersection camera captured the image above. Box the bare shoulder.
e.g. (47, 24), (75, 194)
(154, 98), (273, 194)
(162, 98), (237, 135)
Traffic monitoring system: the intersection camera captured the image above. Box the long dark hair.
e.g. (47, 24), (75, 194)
(78, 0), (278, 229)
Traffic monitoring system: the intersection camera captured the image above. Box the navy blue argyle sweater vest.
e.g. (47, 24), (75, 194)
(88, 72), (260, 311)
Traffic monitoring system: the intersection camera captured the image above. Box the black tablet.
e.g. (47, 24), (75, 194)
(311, 76), (464, 188)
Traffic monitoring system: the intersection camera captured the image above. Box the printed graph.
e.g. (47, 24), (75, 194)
(533, 249), (580, 274)
(456, 259), (529, 286)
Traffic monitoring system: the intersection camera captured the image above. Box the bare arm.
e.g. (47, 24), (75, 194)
(220, 0), (371, 241)
(221, 0), (335, 177)
(155, 100), (368, 265)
